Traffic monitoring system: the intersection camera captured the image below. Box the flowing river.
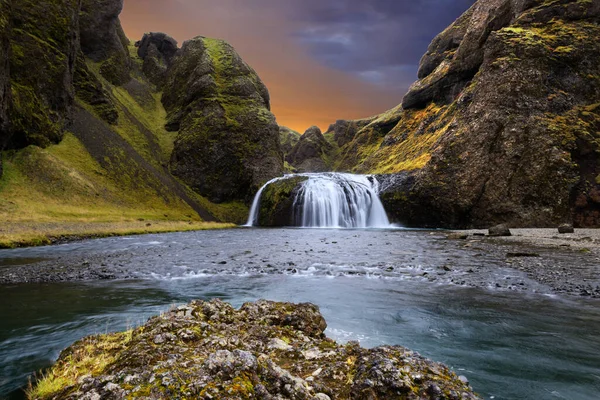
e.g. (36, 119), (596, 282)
(1, 228), (600, 400)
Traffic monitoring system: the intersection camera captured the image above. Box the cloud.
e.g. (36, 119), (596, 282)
(120, 0), (474, 132)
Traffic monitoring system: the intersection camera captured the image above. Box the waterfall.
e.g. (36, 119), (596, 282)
(245, 173), (391, 228)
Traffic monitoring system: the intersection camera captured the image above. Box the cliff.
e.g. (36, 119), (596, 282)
(0, 0), (283, 226)
(331, 0), (600, 228)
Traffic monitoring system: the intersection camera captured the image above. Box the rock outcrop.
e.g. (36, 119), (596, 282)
(136, 32), (178, 88)
(0, 0), (10, 177)
(335, 0), (600, 228)
(279, 125), (301, 157)
(30, 299), (480, 400)
(7, 0), (80, 150)
(79, 0), (131, 85)
(286, 126), (334, 172)
(164, 37), (283, 203)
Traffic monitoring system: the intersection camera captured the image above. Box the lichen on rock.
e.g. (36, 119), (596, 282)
(164, 36), (283, 203)
(29, 299), (480, 400)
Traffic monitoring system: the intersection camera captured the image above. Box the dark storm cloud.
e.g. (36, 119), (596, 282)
(288, 0), (475, 87)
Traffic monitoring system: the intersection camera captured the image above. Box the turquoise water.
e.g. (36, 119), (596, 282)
(1, 229), (600, 399)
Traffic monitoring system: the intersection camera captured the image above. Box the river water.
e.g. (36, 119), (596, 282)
(1, 228), (600, 399)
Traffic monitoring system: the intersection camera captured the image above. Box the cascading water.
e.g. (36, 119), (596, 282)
(245, 173), (391, 228)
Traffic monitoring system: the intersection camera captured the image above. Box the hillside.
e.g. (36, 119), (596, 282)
(286, 0), (600, 228)
(0, 0), (284, 245)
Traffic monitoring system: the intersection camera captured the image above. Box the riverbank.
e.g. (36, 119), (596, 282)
(445, 228), (600, 298)
(0, 220), (236, 249)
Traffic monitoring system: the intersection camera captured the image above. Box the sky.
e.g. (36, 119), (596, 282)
(120, 0), (475, 133)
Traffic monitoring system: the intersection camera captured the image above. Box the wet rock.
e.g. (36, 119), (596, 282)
(33, 299), (480, 399)
(558, 224), (575, 234)
(489, 224), (512, 237)
(447, 233), (469, 240)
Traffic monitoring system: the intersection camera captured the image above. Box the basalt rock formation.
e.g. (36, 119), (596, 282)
(279, 125), (301, 158)
(332, 0), (600, 228)
(79, 0), (131, 85)
(0, 0), (9, 177)
(29, 299), (480, 400)
(164, 37), (283, 203)
(136, 32), (178, 88)
(286, 126), (335, 173)
(0, 0), (286, 223)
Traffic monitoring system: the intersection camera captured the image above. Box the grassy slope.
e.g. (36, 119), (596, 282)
(0, 46), (246, 248)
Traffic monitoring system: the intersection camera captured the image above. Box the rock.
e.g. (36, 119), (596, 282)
(164, 37), (283, 203)
(7, 0), (80, 149)
(286, 126), (334, 172)
(136, 32), (178, 88)
(558, 224), (575, 234)
(32, 299), (480, 399)
(256, 175), (308, 226)
(0, 0), (10, 177)
(279, 125), (301, 158)
(73, 52), (119, 124)
(447, 233), (469, 240)
(334, 0), (600, 228)
(325, 118), (374, 148)
(489, 224), (512, 237)
(79, 0), (131, 85)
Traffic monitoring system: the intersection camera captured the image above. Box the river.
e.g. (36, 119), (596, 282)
(1, 228), (600, 399)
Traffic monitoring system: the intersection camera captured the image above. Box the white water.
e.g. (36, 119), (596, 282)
(246, 173), (391, 228)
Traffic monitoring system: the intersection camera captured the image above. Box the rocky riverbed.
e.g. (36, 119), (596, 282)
(28, 299), (479, 400)
(1, 228), (599, 299)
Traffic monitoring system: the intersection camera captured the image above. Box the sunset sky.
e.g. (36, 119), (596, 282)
(121, 0), (475, 133)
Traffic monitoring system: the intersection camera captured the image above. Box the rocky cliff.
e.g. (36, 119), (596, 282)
(0, 0), (283, 224)
(29, 299), (480, 400)
(332, 0), (600, 228)
(286, 126), (336, 173)
(162, 37), (283, 203)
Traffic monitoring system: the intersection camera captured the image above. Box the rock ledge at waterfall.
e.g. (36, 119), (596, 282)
(29, 299), (479, 400)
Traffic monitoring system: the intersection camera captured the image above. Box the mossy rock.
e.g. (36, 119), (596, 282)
(257, 176), (308, 226)
(6, 0), (80, 149)
(164, 37), (283, 203)
(29, 299), (481, 400)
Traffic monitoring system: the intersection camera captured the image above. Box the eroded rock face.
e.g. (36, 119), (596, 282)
(0, 0), (10, 177)
(164, 37), (283, 203)
(34, 299), (480, 400)
(80, 0), (131, 85)
(286, 126), (333, 173)
(279, 126), (301, 157)
(336, 0), (600, 228)
(7, 0), (80, 150)
(136, 32), (178, 88)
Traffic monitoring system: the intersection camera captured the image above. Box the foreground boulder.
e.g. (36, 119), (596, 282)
(29, 299), (480, 400)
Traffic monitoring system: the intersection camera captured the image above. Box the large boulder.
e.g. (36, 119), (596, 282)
(7, 0), (80, 150)
(286, 126), (334, 172)
(164, 37), (283, 203)
(136, 32), (178, 88)
(30, 299), (480, 400)
(256, 175), (308, 226)
(79, 0), (131, 85)
(338, 0), (600, 228)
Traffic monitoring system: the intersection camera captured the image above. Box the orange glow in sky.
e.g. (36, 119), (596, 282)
(120, 1), (407, 133)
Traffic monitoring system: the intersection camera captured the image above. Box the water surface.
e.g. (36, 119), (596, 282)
(1, 228), (599, 399)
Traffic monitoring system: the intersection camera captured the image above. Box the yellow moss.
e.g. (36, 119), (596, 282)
(27, 330), (134, 399)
